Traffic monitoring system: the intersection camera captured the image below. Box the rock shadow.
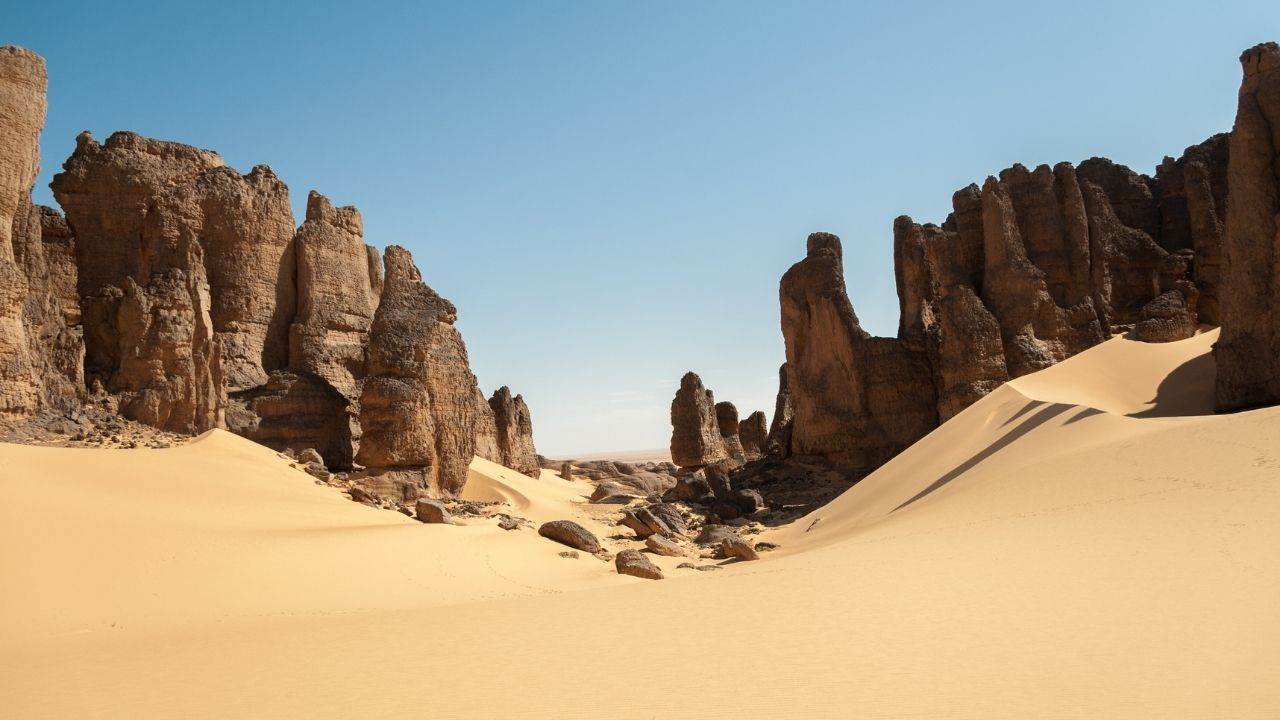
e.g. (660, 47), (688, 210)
(893, 401), (1073, 513)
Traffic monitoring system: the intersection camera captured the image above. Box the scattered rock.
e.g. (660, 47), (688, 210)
(720, 536), (760, 561)
(558, 550), (579, 559)
(615, 549), (663, 580)
(414, 498), (451, 524)
(538, 520), (602, 554)
(645, 534), (685, 557)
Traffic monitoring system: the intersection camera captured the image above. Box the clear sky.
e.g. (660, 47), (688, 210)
(9, 1), (1278, 455)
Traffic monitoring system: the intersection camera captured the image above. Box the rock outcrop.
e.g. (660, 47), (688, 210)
(669, 372), (727, 467)
(487, 386), (539, 478)
(0, 46), (76, 415)
(768, 121), (1235, 475)
(738, 410), (768, 460)
(289, 191), (379, 401)
(356, 246), (481, 495)
(1215, 42), (1280, 412)
(0, 45), (534, 498)
(779, 232), (937, 474)
(714, 401), (744, 458)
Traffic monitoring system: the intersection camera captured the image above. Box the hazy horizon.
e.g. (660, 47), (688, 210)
(10, 0), (1277, 455)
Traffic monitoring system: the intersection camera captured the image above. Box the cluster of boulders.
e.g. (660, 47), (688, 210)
(0, 46), (537, 498)
(538, 454), (679, 503)
(669, 372), (768, 467)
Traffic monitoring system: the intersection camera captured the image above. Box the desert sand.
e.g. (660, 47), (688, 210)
(3, 328), (1278, 718)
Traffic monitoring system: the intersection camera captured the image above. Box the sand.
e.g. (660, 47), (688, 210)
(3, 329), (1278, 718)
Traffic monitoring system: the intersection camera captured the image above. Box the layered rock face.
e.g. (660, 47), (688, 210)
(668, 372), (769, 469)
(772, 122), (1234, 474)
(290, 191), (379, 401)
(0, 45), (535, 496)
(780, 233), (938, 474)
(486, 386), (538, 478)
(0, 47), (51, 413)
(1215, 42), (1280, 412)
(356, 246), (480, 495)
(738, 410), (767, 460)
(669, 372), (728, 467)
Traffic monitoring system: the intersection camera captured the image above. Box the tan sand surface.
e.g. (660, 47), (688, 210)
(3, 329), (1278, 718)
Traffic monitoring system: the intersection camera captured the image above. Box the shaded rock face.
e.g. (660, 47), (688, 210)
(1215, 43), (1280, 412)
(226, 370), (353, 470)
(738, 410), (768, 460)
(765, 363), (792, 458)
(289, 191), (379, 401)
(669, 372), (727, 467)
(356, 246), (480, 495)
(776, 128), (1233, 475)
(488, 386), (538, 478)
(0, 45), (533, 498)
(714, 401), (744, 458)
(780, 233), (938, 474)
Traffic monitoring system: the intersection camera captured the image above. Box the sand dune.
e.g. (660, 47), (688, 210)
(3, 329), (1278, 718)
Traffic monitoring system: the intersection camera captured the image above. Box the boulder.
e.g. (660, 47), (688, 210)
(538, 520), (602, 554)
(644, 535), (686, 557)
(720, 536), (760, 561)
(615, 549), (663, 580)
(415, 498), (451, 524)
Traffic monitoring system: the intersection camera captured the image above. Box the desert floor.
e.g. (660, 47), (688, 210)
(3, 329), (1278, 718)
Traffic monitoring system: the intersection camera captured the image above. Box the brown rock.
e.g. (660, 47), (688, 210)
(1133, 290), (1197, 343)
(472, 387), (502, 463)
(1215, 42), (1280, 412)
(765, 363), (793, 458)
(720, 536), (759, 561)
(560, 462), (572, 481)
(356, 246), (481, 495)
(644, 534), (686, 557)
(614, 549), (663, 580)
(414, 498), (451, 524)
(488, 386), (539, 477)
(779, 232), (937, 475)
(0, 47), (49, 413)
(288, 191), (379, 401)
(537, 520), (602, 554)
(669, 371), (727, 467)
(226, 370), (354, 470)
(714, 401), (744, 458)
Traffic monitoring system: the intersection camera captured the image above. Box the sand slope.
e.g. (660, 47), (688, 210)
(3, 330), (1279, 718)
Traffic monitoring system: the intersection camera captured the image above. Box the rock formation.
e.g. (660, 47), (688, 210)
(487, 386), (539, 478)
(0, 45), (535, 498)
(356, 246), (480, 495)
(289, 191), (379, 401)
(669, 372), (727, 468)
(1215, 42), (1280, 412)
(0, 46), (72, 415)
(714, 401), (744, 458)
(738, 410), (768, 460)
(762, 115), (1239, 476)
(779, 232), (937, 474)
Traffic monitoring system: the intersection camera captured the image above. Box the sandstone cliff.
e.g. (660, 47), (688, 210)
(0, 45), (535, 496)
(1215, 42), (1280, 412)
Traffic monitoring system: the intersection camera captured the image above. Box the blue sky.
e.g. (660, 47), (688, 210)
(9, 1), (1277, 454)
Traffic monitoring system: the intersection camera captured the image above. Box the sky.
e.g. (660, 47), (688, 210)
(8, 1), (1278, 455)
